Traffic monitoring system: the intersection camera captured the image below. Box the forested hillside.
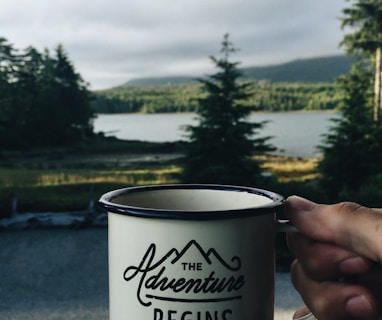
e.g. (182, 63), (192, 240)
(125, 55), (354, 86)
(92, 82), (343, 114)
(241, 55), (354, 82)
(92, 55), (350, 114)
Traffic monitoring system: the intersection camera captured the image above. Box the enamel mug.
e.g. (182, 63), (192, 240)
(99, 184), (285, 320)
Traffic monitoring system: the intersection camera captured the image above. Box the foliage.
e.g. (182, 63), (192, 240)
(250, 81), (342, 111)
(180, 35), (275, 185)
(340, 0), (382, 122)
(341, 0), (382, 56)
(92, 81), (343, 114)
(318, 1), (382, 200)
(0, 37), (95, 149)
(318, 61), (382, 199)
(92, 82), (202, 113)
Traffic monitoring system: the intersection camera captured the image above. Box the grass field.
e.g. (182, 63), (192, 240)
(0, 137), (322, 217)
(0, 149), (319, 218)
(255, 155), (319, 182)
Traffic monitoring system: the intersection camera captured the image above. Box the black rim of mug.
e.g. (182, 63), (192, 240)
(98, 184), (285, 220)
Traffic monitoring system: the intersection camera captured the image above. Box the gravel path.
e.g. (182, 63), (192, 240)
(0, 229), (303, 319)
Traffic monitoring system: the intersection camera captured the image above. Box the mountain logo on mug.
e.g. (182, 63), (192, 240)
(123, 240), (245, 307)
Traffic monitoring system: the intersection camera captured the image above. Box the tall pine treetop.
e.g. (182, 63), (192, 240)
(181, 34), (274, 186)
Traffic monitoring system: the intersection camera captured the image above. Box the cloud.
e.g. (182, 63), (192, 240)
(1, 0), (348, 89)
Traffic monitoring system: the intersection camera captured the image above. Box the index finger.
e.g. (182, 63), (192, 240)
(285, 196), (382, 264)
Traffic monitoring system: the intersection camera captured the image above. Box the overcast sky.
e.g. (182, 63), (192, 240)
(1, 0), (350, 90)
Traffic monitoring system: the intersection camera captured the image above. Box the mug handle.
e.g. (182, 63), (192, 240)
(294, 313), (317, 320)
(277, 219), (298, 233)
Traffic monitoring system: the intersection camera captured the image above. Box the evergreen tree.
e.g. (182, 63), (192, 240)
(39, 45), (95, 145)
(0, 37), (15, 88)
(318, 1), (382, 199)
(318, 61), (382, 198)
(0, 38), (20, 147)
(15, 46), (45, 146)
(341, 0), (382, 122)
(0, 37), (14, 146)
(181, 34), (275, 185)
(0, 38), (95, 148)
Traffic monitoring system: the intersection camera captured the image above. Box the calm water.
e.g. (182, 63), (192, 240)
(93, 112), (338, 158)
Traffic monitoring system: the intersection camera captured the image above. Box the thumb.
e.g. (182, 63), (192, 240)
(285, 196), (382, 263)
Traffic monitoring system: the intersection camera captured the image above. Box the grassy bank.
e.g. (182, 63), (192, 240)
(0, 142), (320, 268)
(255, 155), (319, 183)
(0, 137), (320, 218)
(0, 137), (183, 216)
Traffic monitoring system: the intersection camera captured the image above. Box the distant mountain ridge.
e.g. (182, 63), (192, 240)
(125, 55), (354, 86)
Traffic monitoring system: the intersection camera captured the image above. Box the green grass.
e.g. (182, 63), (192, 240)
(0, 164), (181, 217)
(0, 135), (323, 218)
(0, 152), (323, 218)
(0, 150), (326, 269)
(255, 155), (319, 182)
(0, 166), (180, 187)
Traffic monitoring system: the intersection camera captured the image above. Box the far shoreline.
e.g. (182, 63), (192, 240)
(94, 109), (339, 116)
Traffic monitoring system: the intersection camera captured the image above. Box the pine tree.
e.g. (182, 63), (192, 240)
(0, 38), (22, 147)
(0, 39), (95, 148)
(341, 0), (382, 122)
(318, 1), (382, 200)
(318, 62), (381, 198)
(181, 34), (275, 185)
(43, 45), (95, 144)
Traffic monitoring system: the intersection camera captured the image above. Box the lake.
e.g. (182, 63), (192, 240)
(93, 112), (338, 158)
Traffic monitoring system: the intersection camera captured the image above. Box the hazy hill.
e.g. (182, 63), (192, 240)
(125, 55), (354, 86)
(242, 55), (355, 83)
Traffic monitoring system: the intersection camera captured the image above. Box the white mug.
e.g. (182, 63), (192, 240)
(99, 184), (285, 320)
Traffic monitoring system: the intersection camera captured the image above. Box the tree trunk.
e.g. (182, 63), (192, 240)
(374, 46), (382, 123)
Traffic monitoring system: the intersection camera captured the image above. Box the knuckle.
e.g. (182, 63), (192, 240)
(333, 201), (365, 215)
(333, 201), (381, 225)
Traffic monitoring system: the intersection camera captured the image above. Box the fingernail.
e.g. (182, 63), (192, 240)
(287, 195), (317, 212)
(346, 295), (373, 317)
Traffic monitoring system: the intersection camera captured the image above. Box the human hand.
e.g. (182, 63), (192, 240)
(285, 196), (382, 320)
